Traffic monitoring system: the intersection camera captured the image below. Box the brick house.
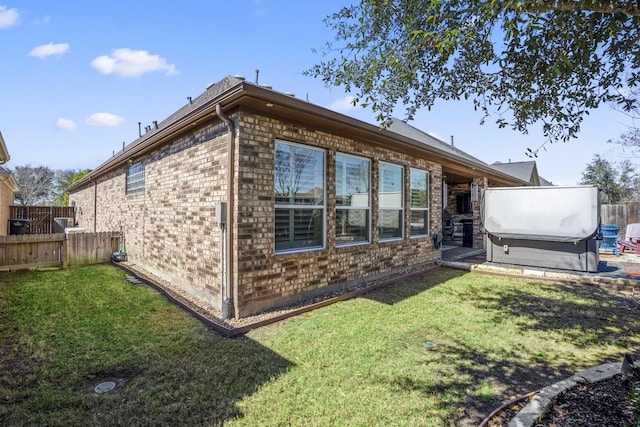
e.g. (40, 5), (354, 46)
(0, 132), (19, 235)
(67, 76), (526, 318)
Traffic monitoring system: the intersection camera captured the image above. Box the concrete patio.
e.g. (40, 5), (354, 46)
(441, 245), (640, 286)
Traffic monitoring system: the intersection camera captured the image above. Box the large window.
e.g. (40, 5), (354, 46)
(336, 153), (370, 246)
(126, 161), (145, 194)
(410, 168), (429, 237)
(274, 141), (325, 253)
(378, 162), (404, 241)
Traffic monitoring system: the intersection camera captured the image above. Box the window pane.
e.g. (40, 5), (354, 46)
(127, 161), (145, 194)
(379, 210), (403, 239)
(336, 209), (370, 245)
(275, 208), (323, 251)
(336, 154), (370, 207)
(275, 142), (324, 205)
(379, 163), (402, 208)
(410, 210), (429, 236)
(410, 169), (428, 208)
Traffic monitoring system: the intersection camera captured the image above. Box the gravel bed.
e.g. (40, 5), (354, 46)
(116, 261), (435, 330)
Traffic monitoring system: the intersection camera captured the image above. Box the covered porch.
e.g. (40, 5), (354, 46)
(441, 163), (525, 250)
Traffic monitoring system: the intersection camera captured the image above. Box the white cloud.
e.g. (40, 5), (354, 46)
(85, 112), (124, 127)
(91, 48), (177, 77)
(28, 43), (70, 58)
(56, 118), (77, 130)
(329, 96), (357, 112)
(0, 5), (19, 28)
(34, 15), (50, 25)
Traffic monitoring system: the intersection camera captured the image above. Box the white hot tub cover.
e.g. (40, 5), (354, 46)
(482, 185), (600, 243)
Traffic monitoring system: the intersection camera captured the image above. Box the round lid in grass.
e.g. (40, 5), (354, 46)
(94, 381), (116, 393)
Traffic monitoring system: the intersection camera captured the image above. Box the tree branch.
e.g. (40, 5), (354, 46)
(519, 1), (640, 17)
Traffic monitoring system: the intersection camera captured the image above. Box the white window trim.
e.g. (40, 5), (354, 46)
(410, 168), (430, 238)
(126, 160), (145, 195)
(274, 140), (326, 255)
(378, 161), (404, 242)
(336, 152), (371, 248)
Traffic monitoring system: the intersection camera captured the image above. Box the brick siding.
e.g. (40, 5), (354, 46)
(70, 110), (444, 318)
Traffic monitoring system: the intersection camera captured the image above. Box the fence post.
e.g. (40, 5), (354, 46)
(62, 235), (68, 268)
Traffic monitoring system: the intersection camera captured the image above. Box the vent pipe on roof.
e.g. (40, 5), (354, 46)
(138, 122), (142, 138)
(450, 135), (454, 146)
(255, 69), (259, 84)
(153, 121), (158, 130)
(187, 96), (192, 105)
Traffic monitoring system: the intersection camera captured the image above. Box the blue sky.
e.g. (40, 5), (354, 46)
(0, 1), (635, 185)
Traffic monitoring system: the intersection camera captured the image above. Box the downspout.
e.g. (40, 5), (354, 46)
(216, 104), (237, 319)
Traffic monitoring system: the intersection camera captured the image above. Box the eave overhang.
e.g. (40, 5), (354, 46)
(68, 78), (526, 192)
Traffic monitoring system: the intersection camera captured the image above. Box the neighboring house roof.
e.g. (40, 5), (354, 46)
(0, 132), (11, 164)
(0, 132), (17, 192)
(0, 166), (18, 192)
(68, 76), (528, 192)
(491, 161), (544, 186)
(538, 176), (554, 186)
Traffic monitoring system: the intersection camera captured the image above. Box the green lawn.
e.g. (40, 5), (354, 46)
(1, 265), (639, 426)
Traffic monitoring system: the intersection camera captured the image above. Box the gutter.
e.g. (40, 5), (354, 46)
(67, 81), (246, 193)
(67, 77), (525, 192)
(216, 104), (237, 319)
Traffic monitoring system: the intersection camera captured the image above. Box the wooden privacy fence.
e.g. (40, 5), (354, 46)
(9, 206), (76, 234)
(0, 231), (120, 271)
(601, 201), (640, 239)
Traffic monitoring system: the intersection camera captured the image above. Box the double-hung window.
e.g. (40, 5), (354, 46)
(410, 168), (429, 237)
(378, 162), (404, 241)
(126, 161), (145, 194)
(336, 153), (370, 246)
(274, 141), (325, 253)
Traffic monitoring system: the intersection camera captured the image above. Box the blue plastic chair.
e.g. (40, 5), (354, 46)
(600, 224), (620, 256)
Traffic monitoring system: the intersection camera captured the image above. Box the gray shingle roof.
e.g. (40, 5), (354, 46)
(386, 118), (489, 168)
(491, 161), (538, 184)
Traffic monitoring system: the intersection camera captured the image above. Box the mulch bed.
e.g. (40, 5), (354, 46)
(486, 375), (636, 426)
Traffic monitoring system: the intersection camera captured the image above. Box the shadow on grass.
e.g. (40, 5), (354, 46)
(0, 268), (295, 426)
(363, 267), (468, 305)
(3, 334), (295, 426)
(472, 280), (640, 350)
(375, 338), (581, 426)
(363, 268), (640, 425)
(79, 335), (295, 426)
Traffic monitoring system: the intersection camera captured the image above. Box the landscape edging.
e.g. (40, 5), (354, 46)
(507, 362), (622, 427)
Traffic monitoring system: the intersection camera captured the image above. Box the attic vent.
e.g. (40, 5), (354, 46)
(234, 75), (246, 81)
(206, 82), (215, 90)
(285, 92), (295, 97)
(262, 84), (272, 90)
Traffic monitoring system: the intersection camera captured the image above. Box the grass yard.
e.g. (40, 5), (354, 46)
(1, 265), (639, 426)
